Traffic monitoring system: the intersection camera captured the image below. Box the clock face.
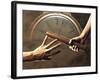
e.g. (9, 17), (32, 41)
(31, 13), (81, 48)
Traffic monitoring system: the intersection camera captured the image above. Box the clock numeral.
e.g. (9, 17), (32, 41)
(61, 20), (65, 25)
(62, 20), (67, 25)
(55, 17), (58, 25)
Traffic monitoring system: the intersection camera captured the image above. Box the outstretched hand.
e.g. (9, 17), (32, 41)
(23, 35), (61, 61)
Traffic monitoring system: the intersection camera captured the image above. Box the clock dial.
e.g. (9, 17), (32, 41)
(31, 13), (81, 49)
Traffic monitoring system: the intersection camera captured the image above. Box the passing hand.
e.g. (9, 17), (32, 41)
(69, 36), (83, 52)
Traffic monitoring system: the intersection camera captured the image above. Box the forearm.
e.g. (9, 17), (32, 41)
(23, 52), (33, 61)
(80, 15), (91, 39)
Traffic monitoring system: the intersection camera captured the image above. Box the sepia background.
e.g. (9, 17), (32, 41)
(22, 10), (90, 69)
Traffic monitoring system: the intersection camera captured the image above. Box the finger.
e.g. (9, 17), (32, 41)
(73, 45), (77, 49)
(47, 43), (61, 51)
(69, 45), (75, 51)
(72, 46), (75, 51)
(73, 48), (76, 52)
(69, 45), (79, 52)
(76, 48), (79, 52)
(69, 46), (73, 50)
(73, 45), (79, 52)
(72, 45), (75, 48)
(74, 45), (77, 49)
(74, 45), (79, 52)
(41, 35), (48, 46)
(71, 45), (74, 51)
(69, 39), (72, 44)
(72, 47), (74, 51)
(45, 39), (57, 48)
(72, 45), (76, 51)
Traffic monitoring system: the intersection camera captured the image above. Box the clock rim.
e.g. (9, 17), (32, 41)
(30, 12), (82, 39)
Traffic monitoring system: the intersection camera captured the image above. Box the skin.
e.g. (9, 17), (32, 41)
(23, 35), (61, 61)
(69, 15), (91, 52)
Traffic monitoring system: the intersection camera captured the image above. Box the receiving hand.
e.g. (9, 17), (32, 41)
(23, 35), (61, 61)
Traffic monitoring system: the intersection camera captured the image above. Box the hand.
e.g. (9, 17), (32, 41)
(23, 35), (61, 61)
(69, 15), (91, 52)
(69, 36), (83, 52)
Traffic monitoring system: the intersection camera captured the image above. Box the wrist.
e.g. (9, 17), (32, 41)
(79, 34), (85, 39)
(23, 52), (33, 61)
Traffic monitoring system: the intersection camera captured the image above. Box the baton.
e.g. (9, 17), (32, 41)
(46, 31), (86, 49)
